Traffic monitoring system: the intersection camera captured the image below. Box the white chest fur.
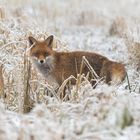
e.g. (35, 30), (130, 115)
(32, 56), (59, 88)
(32, 56), (54, 77)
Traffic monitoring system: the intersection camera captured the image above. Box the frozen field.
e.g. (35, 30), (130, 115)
(0, 0), (140, 140)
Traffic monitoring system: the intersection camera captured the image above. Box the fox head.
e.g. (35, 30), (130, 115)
(28, 35), (54, 65)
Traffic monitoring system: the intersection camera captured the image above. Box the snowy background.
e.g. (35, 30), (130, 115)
(0, 0), (140, 139)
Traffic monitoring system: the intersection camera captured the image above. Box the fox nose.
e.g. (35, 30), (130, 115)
(40, 60), (45, 64)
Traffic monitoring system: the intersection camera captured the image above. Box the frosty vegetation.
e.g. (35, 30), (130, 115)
(0, 0), (140, 140)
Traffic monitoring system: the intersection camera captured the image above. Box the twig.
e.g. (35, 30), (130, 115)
(126, 72), (132, 93)
(82, 56), (99, 79)
(1, 41), (27, 50)
(43, 82), (60, 102)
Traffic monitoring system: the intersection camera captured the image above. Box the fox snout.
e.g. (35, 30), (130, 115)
(33, 56), (46, 64)
(35, 55), (46, 64)
(38, 59), (46, 64)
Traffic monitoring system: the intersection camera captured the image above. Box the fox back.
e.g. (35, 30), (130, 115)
(28, 35), (126, 87)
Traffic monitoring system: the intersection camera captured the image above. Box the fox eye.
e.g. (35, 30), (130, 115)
(45, 52), (49, 56)
(33, 52), (39, 56)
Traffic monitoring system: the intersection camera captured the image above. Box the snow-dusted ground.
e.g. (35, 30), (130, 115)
(0, 0), (140, 140)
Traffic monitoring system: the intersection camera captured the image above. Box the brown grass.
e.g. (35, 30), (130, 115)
(125, 36), (140, 70)
(109, 17), (128, 37)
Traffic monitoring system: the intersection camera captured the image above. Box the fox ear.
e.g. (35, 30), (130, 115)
(45, 35), (53, 49)
(28, 36), (37, 46)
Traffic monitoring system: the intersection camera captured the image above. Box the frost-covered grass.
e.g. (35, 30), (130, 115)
(0, 0), (140, 140)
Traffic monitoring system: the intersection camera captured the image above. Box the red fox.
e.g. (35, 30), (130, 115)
(28, 35), (126, 89)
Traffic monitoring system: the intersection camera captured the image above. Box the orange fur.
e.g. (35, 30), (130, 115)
(28, 35), (126, 87)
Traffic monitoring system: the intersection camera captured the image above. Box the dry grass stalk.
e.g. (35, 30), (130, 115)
(125, 73), (132, 93)
(92, 77), (105, 89)
(57, 75), (76, 101)
(23, 52), (33, 113)
(74, 73), (88, 100)
(76, 56), (100, 95)
(80, 56), (103, 88)
(29, 70), (38, 102)
(82, 56), (99, 79)
(42, 82), (60, 101)
(0, 7), (5, 19)
(75, 56), (84, 96)
(58, 56), (101, 101)
(0, 64), (4, 99)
